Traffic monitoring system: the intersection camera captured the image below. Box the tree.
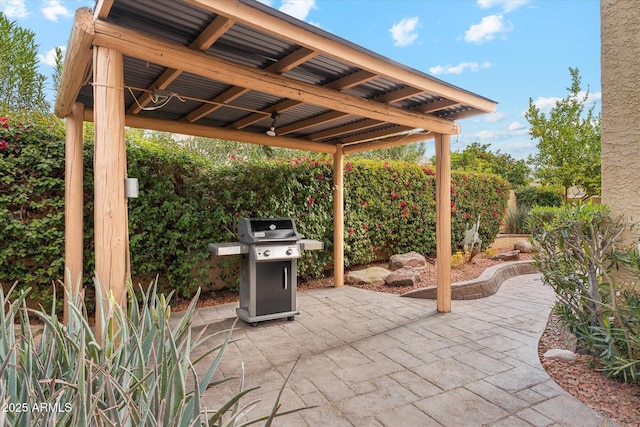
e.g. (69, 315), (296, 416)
(0, 13), (50, 111)
(525, 68), (601, 200)
(449, 141), (530, 187)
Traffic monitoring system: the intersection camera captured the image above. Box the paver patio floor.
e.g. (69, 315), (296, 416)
(182, 274), (620, 426)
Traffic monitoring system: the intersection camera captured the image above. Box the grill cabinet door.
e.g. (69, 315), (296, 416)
(255, 261), (293, 316)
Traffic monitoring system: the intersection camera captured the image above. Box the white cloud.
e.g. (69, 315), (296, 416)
(578, 90), (602, 106)
(389, 16), (419, 47)
(507, 121), (527, 132)
(38, 46), (65, 67)
(464, 14), (511, 44)
(429, 61), (491, 75)
(2, 0), (28, 18)
(473, 122), (529, 141)
(279, 0), (316, 21)
(41, 0), (72, 22)
(256, 0), (274, 6)
(477, 0), (529, 13)
(531, 96), (562, 113)
(484, 111), (506, 123)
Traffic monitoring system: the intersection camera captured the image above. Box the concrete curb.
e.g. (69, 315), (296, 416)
(401, 259), (538, 300)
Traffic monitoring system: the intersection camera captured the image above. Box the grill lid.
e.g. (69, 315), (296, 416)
(238, 218), (300, 243)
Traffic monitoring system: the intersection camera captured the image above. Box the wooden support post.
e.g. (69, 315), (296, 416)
(435, 133), (452, 312)
(64, 102), (84, 324)
(93, 46), (128, 321)
(333, 144), (345, 287)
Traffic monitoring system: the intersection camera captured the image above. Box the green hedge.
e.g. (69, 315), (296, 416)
(515, 186), (563, 208)
(1, 111), (509, 303)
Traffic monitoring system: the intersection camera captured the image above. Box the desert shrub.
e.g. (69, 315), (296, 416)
(530, 203), (640, 383)
(503, 205), (529, 234)
(0, 280), (306, 426)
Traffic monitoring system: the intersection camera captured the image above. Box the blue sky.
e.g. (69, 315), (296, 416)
(2, 0), (601, 160)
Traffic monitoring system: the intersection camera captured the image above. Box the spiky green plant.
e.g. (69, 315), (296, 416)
(0, 277), (309, 426)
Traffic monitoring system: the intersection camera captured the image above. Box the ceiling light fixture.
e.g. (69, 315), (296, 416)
(266, 112), (280, 137)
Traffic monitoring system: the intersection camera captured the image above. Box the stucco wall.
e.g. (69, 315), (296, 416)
(601, 0), (640, 247)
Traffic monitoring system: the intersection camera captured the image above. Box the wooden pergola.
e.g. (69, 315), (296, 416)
(55, 0), (496, 323)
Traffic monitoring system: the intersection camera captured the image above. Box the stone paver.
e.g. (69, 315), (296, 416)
(185, 274), (621, 426)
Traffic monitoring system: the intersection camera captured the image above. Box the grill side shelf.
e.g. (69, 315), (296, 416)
(299, 239), (324, 251)
(208, 242), (249, 256)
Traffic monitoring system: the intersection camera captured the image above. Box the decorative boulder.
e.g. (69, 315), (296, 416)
(389, 251), (427, 271)
(491, 250), (520, 261)
(543, 349), (578, 361)
(384, 266), (424, 287)
(514, 240), (534, 253)
(345, 267), (391, 285)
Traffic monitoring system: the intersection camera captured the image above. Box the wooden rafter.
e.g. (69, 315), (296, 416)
(276, 110), (348, 136)
(227, 69), (378, 130)
(307, 118), (386, 141)
(128, 15), (234, 115)
(181, 47), (317, 123)
(338, 125), (414, 144)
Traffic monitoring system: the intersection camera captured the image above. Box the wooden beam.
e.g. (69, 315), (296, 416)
(373, 87), (424, 104)
(325, 70), (377, 90)
(333, 145), (345, 287)
(276, 110), (348, 136)
(308, 118), (383, 141)
(189, 0), (496, 113)
(93, 21), (460, 135)
(415, 98), (460, 114)
(181, 47), (315, 123)
(228, 69), (374, 130)
(435, 133), (452, 313)
(343, 131), (434, 155)
(265, 47), (317, 74)
(93, 46), (128, 319)
(181, 86), (250, 123)
(54, 7), (94, 118)
(339, 125), (414, 144)
(64, 102), (84, 325)
(229, 99), (301, 130)
(83, 109), (337, 154)
(128, 15), (234, 114)
(93, 0), (114, 19)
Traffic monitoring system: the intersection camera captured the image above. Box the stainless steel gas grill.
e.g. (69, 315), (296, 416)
(208, 218), (323, 326)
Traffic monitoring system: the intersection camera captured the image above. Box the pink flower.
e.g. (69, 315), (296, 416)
(362, 223), (367, 229)
(391, 192), (397, 200)
(399, 201), (407, 208)
(307, 197), (315, 207)
(465, 212), (471, 220)
(348, 228), (355, 236)
(0, 140), (7, 150)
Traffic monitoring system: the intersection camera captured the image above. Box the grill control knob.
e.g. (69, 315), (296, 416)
(263, 250), (271, 257)
(286, 248), (293, 255)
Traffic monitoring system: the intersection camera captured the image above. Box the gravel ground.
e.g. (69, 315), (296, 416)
(179, 250), (640, 425)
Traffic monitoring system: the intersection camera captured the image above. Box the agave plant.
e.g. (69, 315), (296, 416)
(0, 277), (309, 426)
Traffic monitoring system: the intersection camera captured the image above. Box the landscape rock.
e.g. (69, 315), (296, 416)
(514, 239), (534, 253)
(491, 250), (520, 261)
(389, 251), (427, 270)
(345, 267), (391, 285)
(384, 266), (424, 287)
(543, 348), (578, 361)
